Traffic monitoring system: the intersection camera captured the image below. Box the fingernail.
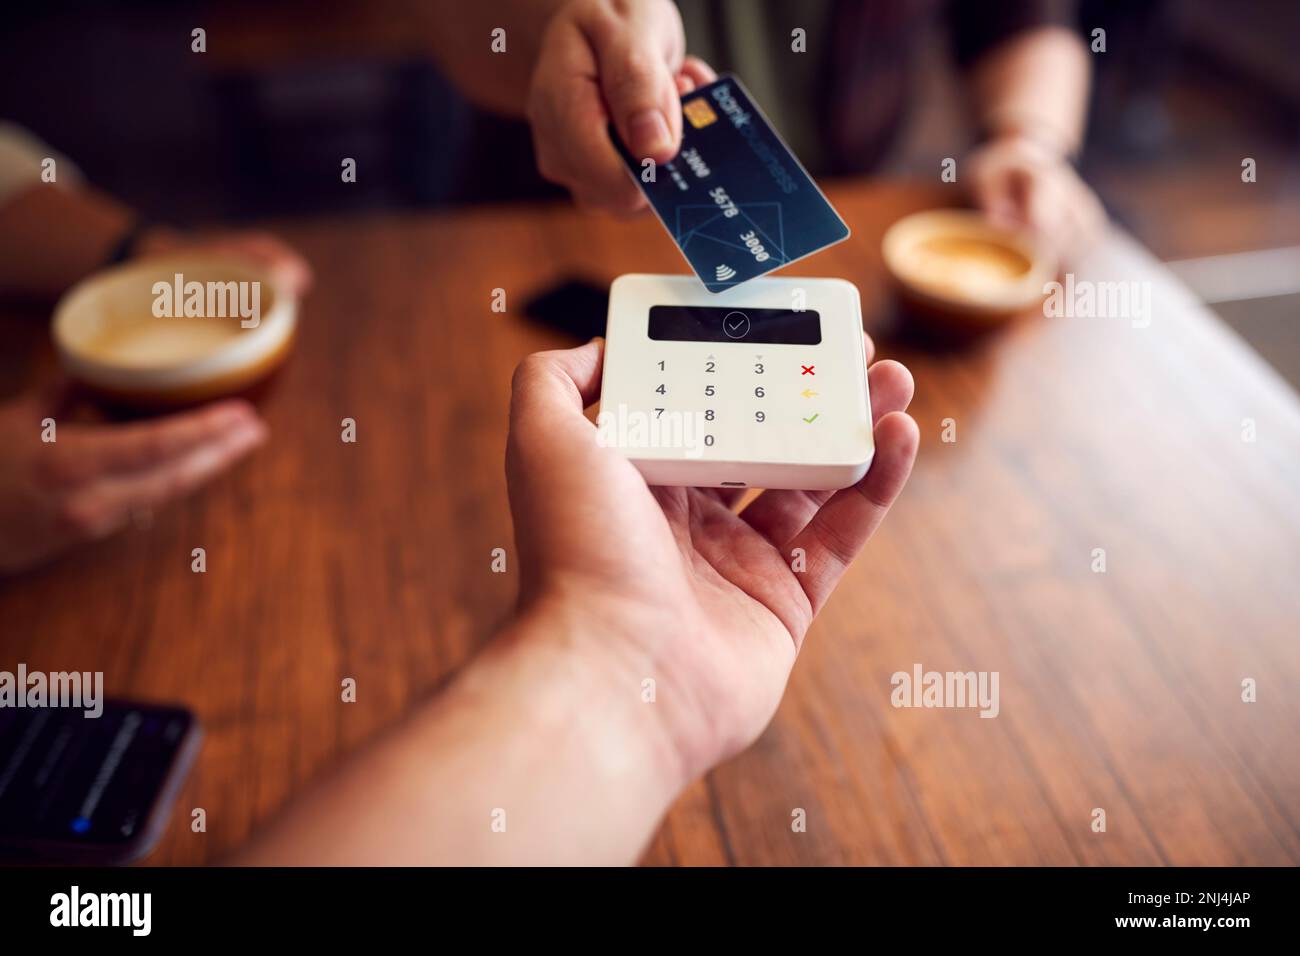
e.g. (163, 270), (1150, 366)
(628, 110), (671, 157)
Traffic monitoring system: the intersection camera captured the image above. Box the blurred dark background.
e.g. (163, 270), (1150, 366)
(3, 0), (1297, 379)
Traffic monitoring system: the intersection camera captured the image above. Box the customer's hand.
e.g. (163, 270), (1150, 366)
(966, 133), (1106, 261)
(0, 391), (266, 575)
(527, 0), (715, 215)
(505, 336), (918, 782)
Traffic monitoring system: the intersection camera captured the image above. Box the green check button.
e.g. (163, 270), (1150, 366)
(802, 413), (819, 424)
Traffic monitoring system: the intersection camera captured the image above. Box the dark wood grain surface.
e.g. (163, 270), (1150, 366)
(3, 182), (1298, 865)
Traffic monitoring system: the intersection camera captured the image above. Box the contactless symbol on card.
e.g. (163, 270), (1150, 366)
(614, 74), (850, 293)
(673, 198), (789, 286)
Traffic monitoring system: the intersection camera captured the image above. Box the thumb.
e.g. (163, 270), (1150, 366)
(506, 338), (606, 492)
(509, 338), (605, 427)
(591, 27), (683, 162)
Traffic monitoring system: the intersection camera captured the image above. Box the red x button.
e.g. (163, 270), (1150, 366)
(801, 364), (815, 376)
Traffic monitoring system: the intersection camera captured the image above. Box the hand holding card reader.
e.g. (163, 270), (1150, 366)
(600, 275), (873, 490)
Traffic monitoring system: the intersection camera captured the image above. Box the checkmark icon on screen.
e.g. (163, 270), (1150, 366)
(803, 413), (819, 423)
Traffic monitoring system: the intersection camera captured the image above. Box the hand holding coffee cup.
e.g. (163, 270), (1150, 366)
(966, 132), (1106, 263)
(0, 232), (308, 574)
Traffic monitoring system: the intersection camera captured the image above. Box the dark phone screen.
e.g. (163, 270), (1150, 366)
(647, 306), (822, 344)
(0, 700), (195, 848)
(523, 278), (610, 340)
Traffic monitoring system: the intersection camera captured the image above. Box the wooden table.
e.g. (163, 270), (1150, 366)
(3, 183), (1298, 865)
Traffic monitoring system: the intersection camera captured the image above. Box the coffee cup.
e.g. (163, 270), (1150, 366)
(52, 254), (297, 408)
(882, 210), (1054, 334)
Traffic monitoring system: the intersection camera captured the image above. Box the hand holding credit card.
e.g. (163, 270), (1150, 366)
(614, 75), (850, 293)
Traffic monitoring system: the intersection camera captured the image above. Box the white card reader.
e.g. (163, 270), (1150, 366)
(599, 274), (873, 490)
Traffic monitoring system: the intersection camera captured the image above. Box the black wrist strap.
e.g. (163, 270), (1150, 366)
(104, 219), (151, 267)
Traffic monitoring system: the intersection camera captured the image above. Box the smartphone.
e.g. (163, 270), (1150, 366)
(522, 278), (610, 341)
(0, 699), (201, 865)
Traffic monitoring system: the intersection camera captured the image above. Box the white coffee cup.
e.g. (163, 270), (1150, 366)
(882, 209), (1055, 329)
(53, 254), (297, 407)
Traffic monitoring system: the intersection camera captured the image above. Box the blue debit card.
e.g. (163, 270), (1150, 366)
(614, 74), (850, 293)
